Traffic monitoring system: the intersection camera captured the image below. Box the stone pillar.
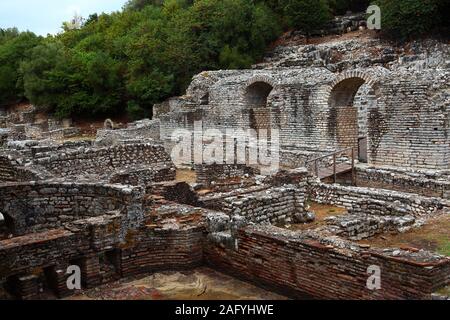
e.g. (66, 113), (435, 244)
(82, 254), (101, 288)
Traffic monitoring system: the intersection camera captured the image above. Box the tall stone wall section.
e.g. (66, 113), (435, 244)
(156, 55), (449, 171)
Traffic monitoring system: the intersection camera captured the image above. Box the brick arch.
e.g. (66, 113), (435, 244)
(244, 75), (278, 90)
(329, 71), (379, 90)
(241, 76), (278, 107)
(325, 71), (381, 164)
(325, 71), (381, 108)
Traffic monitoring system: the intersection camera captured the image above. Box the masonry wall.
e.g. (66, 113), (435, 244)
(309, 182), (448, 217)
(33, 143), (175, 179)
(204, 225), (450, 300)
(195, 164), (256, 186)
(120, 226), (204, 277)
(215, 185), (307, 224)
(0, 182), (144, 236)
(0, 156), (40, 182)
(356, 167), (450, 199)
(157, 67), (449, 171)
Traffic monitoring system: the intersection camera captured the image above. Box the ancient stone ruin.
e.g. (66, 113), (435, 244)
(0, 35), (449, 300)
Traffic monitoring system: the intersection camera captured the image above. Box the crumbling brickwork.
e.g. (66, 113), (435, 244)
(204, 225), (449, 300)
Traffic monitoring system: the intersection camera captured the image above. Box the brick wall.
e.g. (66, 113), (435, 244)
(204, 225), (450, 300)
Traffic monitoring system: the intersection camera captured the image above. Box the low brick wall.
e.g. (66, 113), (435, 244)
(120, 227), (204, 277)
(309, 182), (448, 217)
(356, 167), (450, 199)
(204, 225), (450, 300)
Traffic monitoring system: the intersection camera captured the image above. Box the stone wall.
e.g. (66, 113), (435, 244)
(95, 119), (160, 146)
(0, 155), (41, 182)
(33, 143), (175, 179)
(204, 225), (450, 300)
(205, 184), (308, 224)
(109, 166), (176, 188)
(156, 38), (449, 171)
(309, 182), (448, 217)
(195, 164), (257, 186)
(355, 166), (450, 199)
(0, 182), (144, 236)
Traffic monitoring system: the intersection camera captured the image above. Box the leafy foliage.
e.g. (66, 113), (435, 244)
(0, 29), (42, 106)
(282, 0), (332, 36)
(375, 0), (443, 39)
(0, 0), (447, 119)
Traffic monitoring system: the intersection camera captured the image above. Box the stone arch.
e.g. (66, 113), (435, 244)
(326, 71), (380, 163)
(245, 82), (274, 108)
(104, 119), (114, 130)
(200, 92), (209, 105)
(243, 80), (275, 134)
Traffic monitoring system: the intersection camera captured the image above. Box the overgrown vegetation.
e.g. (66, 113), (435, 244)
(0, 0), (447, 119)
(374, 0), (448, 39)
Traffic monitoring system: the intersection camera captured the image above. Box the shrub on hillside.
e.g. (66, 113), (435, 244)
(375, 0), (442, 39)
(282, 0), (332, 37)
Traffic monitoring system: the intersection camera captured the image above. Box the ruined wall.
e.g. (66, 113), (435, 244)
(0, 155), (41, 182)
(195, 164), (257, 186)
(356, 167), (450, 199)
(309, 182), (448, 217)
(204, 225), (450, 300)
(96, 119), (161, 146)
(33, 143), (175, 179)
(109, 166), (176, 188)
(369, 72), (449, 169)
(204, 184), (307, 225)
(0, 182), (144, 236)
(156, 38), (449, 171)
(120, 226), (204, 277)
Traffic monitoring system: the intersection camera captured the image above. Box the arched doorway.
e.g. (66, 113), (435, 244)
(328, 77), (375, 163)
(245, 82), (273, 134)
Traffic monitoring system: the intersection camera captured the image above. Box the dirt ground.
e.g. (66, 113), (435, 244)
(285, 202), (347, 231)
(358, 214), (450, 256)
(67, 267), (288, 301)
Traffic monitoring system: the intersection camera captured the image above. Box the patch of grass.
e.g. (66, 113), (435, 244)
(434, 236), (450, 257)
(436, 285), (450, 297)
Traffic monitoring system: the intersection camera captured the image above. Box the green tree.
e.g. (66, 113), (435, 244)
(0, 31), (42, 106)
(375, 0), (441, 39)
(282, 0), (332, 37)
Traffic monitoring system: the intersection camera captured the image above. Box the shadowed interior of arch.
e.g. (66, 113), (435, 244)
(0, 212), (15, 239)
(328, 77), (371, 162)
(245, 82), (274, 133)
(329, 77), (366, 108)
